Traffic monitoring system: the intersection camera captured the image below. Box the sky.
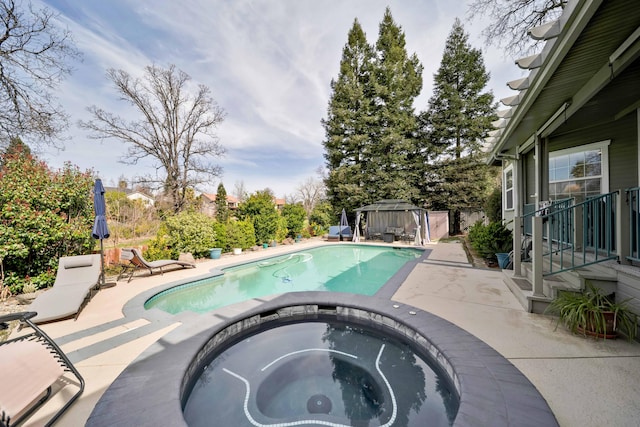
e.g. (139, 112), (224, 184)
(35, 0), (523, 198)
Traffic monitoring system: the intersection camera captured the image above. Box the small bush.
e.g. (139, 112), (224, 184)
(225, 220), (255, 251)
(147, 211), (216, 259)
(468, 221), (512, 259)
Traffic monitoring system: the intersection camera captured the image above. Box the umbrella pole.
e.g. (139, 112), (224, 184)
(100, 239), (105, 288)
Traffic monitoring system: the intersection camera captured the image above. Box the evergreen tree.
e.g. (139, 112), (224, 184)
(215, 182), (230, 223)
(322, 9), (424, 216)
(424, 19), (497, 234)
(368, 7), (423, 202)
(322, 19), (375, 216)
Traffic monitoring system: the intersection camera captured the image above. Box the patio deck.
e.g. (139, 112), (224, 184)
(4, 239), (640, 426)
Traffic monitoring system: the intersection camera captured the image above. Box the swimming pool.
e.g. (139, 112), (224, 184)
(145, 245), (423, 314)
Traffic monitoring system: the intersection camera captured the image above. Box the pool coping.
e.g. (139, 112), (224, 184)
(87, 292), (558, 426)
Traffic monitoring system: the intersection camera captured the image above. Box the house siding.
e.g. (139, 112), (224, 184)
(548, 113), (638, 193)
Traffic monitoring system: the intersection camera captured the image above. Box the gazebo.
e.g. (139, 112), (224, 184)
(353, 199), (430, 245)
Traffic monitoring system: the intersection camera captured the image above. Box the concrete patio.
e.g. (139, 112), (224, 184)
(10, 239), (640, 426)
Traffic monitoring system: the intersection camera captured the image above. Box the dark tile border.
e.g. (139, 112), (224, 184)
(87, 292), (558, 427)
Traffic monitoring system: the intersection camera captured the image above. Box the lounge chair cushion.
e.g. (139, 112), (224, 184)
(29, 285), (94, 324)
(62, 255), (96, 269)
(0, 340), (65, 420)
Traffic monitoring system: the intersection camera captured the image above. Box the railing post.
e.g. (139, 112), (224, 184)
(513, 216), (522, 277)
(533, 216), (544, 297)
(616, 190), (624, 262)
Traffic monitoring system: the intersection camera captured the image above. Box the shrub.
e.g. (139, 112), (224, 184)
(281, 204), (306, 238)
(225, 219), (255, 251)
(485, 186), (502, 223)
(237, 190), (279, 245)
(0, 141), (94, 293)
(212, 221), (227, 249)
(468, 221), (512, 259)
(147, 211), (216, 259)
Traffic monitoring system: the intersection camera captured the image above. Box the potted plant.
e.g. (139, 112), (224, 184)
(546, 283), (638, 340)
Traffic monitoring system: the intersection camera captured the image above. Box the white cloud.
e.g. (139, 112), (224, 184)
(36, 0), (523, 197)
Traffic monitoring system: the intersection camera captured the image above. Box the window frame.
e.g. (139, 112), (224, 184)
(548, 140), (610, 200)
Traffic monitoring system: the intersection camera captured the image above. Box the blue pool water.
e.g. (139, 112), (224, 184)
(145, 245), (423, 314)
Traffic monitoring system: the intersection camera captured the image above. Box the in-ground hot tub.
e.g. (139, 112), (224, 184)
(184, 319), (457, 426)
(86, 293), (559, 427)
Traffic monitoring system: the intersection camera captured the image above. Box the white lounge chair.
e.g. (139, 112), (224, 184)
(28, 254), (102, 324)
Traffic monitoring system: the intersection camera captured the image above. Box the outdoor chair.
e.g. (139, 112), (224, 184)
(118, 248), (195, 283)
(0, 311), (84, 427)
(327, 226), (352, 241)
(27, 254), (102, 324)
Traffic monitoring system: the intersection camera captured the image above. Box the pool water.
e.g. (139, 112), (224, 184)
(183, 321), (458, 426)
(145, 245), (422, 314)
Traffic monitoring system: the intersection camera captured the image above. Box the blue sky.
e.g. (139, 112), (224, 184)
(36, 0), (521, 198)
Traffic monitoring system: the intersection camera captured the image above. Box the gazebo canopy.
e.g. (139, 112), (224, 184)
(353, 199), (429, 244)
(355, 199), (424, 212)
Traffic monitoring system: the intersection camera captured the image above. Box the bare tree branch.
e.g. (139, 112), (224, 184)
(79, 64), (226, 213)
(467, 0), (567, 57)
(0, 0), (81, 147)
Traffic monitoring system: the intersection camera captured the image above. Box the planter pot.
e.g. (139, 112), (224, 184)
(262, 243), (269, 249)
(577, 311), (618, 339)
(209, 248), (222, 259)
(496, 252), (510, 269)
(233, 248), (242, 255)
(270, 241), (277, 248)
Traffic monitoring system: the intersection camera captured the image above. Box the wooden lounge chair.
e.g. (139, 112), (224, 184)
(118, 248), (195, 283)
(28, 254), (102, 324)
(0, 311), (84, 427)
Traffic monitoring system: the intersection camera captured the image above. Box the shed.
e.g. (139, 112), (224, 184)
(354, 199), (430, 245)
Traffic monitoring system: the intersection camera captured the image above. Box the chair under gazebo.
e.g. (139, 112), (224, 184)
(353, 199), (430, 245)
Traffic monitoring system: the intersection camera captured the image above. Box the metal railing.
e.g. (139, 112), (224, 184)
(542, 192), (618, 275)
(627, 187), (640, 262)
(517, 193), (619, 295)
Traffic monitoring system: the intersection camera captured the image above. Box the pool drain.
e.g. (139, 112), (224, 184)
(307, 394), (332, 414)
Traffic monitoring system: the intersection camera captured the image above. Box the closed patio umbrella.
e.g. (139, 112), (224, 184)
(92, 179), (110, 287)
(340, 208), (348, 241)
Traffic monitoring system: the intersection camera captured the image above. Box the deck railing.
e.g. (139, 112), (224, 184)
(516, 192), (619, 295)
(626, 187), (640, 262)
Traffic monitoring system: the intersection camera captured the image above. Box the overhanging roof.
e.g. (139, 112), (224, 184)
(488, 0), (640, 162)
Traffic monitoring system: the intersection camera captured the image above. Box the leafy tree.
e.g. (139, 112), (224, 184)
(281, 203), (306, 238)
(0, 140), (94, 292)
(423, 19), (497, 234)
(467, 0), (567, 56)
(0, 0), (81, 147)
(309, 201), (334, 235)
(237, 190), (279, 245)
(80, 64), (226, 213)
(215, 183), (230, 223)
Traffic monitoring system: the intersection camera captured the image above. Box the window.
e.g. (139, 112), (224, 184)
(549, 141), (609, 202)
(504, 165), (514, 211)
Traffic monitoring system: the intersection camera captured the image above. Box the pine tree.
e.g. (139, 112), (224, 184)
(215, 183), (230, 223)
(368, 7), (423, 202)
(322, 19), (375, 215)
(322, 9), (424, 215)
(424, 19), (497, 234)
